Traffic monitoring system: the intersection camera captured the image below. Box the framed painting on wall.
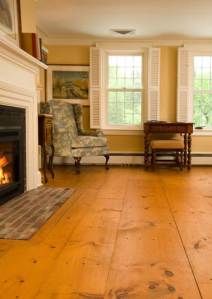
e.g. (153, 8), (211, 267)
(47, 65), (89, 105)
(0, 0), (19, 45)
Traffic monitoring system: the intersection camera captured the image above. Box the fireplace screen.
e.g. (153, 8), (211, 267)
(0, 129), (24, 204)
(0, 105), (26, 204)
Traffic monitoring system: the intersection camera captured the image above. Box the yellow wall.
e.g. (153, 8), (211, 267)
(47, 44), (212, 153)
(160, 47), (178, 122)
(20, 0), (37, 33)
(47, 45), (89, 65)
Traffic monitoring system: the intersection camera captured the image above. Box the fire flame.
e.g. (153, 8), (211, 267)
(0, 155), (11, 185)
(0, 155), (8, 168)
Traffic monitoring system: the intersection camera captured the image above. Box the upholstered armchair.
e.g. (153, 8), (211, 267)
(40, 100), (109, 173)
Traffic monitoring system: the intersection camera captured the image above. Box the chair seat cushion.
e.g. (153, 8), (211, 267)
(151, 139), (184, 149)
(72, 135), (107, 148)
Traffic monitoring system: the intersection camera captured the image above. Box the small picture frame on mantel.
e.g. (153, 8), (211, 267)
(0, 0), (19, 45)
(47, 65), (89, 106)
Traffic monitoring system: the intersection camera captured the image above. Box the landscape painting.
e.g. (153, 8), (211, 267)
(47, 65), (89, 105)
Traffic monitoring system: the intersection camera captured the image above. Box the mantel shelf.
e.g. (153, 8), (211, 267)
(0, 33), (47, 70)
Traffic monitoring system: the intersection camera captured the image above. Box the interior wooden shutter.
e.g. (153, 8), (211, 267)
(177, 48), (191, 122)
(90, 47), (102, 128)
(147, 48), (160, 120)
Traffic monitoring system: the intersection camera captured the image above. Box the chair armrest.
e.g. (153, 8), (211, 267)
(40, 101), (52, 114)
(79, 129), (104, 137)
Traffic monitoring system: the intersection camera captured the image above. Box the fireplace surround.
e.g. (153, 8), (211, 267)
(0, 34), (47, 198)
(0, 105), (26, 203)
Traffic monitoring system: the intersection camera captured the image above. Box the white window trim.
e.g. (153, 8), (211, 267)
(178, 47), (212, 135)
(191, 50), (212, 133)
(102, 129), (144, 135)
(101, 49), (145, 131)
(194, 129), (212, 136)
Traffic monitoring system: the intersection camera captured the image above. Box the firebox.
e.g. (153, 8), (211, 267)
(0, 105), (26, 204)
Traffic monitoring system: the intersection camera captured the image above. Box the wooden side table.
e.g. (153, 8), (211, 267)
(144, 122), (193, 170)
(38, 114), (55, 183)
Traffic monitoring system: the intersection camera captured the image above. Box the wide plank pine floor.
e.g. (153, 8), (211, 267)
(0, 165), (212, 298)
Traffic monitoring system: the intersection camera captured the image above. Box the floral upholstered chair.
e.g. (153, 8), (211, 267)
(40, 100), (109, 173)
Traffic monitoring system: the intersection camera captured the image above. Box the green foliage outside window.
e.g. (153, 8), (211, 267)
(193, 56), (212, 128)
(193, 56), (212, 129)
(107, 55), (143, 127)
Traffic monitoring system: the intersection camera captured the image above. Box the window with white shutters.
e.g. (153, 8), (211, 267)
(90, 46), (161, 130)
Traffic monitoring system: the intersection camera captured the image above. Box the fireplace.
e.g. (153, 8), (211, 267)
(0, 105), (26, 204)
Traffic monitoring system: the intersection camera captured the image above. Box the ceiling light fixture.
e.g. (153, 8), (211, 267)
(110, 28), (136, 36)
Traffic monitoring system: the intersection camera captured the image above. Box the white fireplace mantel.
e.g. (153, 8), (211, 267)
(0, 34), (47, 191)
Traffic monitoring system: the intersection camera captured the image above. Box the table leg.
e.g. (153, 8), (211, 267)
(184, 133), (187, 168)
(144, 133), (149, 169)
(48, 144), (55, 178)
(187, 133), (192, 170)
(43, 146), (48, 183)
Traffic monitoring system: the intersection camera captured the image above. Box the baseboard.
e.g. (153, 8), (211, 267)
(192, 155), (212, 165)
(53, 152), (212, 166)
(53, 155), (143, 165)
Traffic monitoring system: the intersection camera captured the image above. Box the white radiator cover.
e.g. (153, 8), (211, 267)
(0, 35), (47, 191)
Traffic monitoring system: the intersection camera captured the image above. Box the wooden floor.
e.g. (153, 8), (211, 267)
(1, 166), (212, 298)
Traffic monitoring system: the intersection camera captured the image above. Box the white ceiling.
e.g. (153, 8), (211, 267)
(36, 0), (212, 40)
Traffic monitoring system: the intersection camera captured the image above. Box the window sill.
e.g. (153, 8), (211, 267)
(194, 129), (212, 136)
(102, 129), (144, 135)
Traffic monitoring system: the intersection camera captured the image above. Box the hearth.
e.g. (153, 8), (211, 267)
(0, 105), (26, 204)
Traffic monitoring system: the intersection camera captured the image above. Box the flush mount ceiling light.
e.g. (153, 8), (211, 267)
(110, 28), (136, 36)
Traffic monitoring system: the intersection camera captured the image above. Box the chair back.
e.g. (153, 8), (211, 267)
(51, 100), (78, 139)
(40, 100), (79, 156)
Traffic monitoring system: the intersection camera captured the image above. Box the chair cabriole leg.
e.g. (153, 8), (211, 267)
(104, 154), (110, 170)
(74, 157), (81, 174)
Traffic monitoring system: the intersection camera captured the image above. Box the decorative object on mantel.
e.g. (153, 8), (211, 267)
(0, 186), (74, 240)
(20, 33), (41, 60)
(41, 44), (48, 64)
(38, 114), (55, 183)
(47, 65), (89, 105)
(0, 0), (19, 45)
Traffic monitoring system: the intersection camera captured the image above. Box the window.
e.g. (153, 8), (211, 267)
(193, 56), (212, 128)
(107, 55), (143, 128)
(177, 48), (212, 132)
(90, 46), (160, 131)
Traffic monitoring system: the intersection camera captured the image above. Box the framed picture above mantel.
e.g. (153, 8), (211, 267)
(47, 65), (89, 105)
(0, 0), (19, 45)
